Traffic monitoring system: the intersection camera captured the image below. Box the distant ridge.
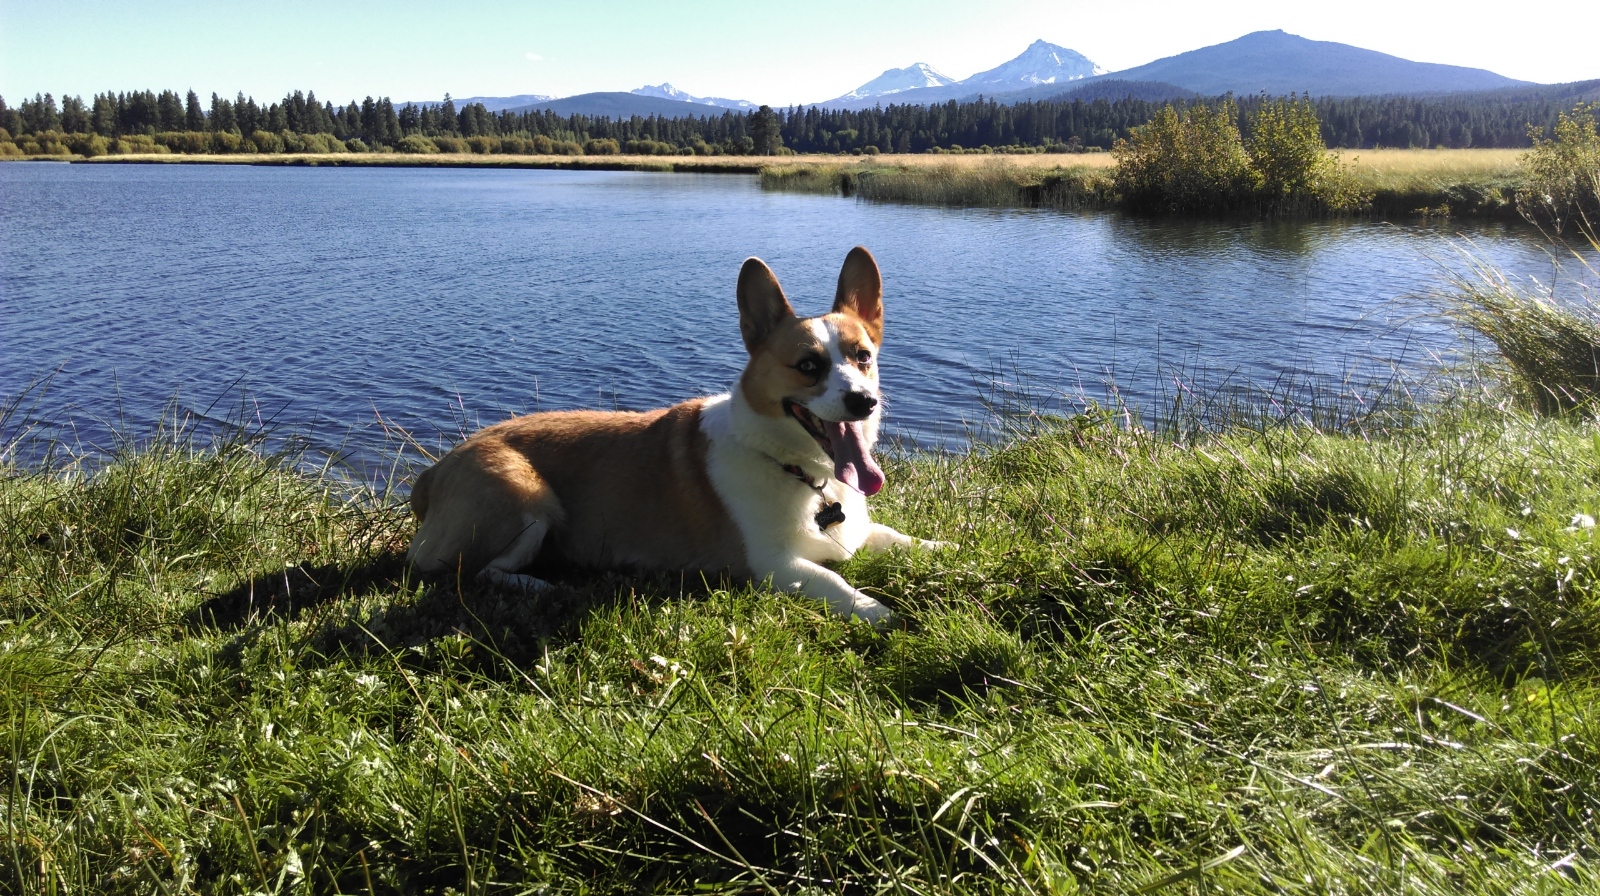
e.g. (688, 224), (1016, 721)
(1105, 30), (1531, 97)
(993, 79), (1199, 105)
(507, 92), (726, 118)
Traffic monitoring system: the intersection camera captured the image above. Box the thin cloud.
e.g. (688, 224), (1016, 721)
(524, 52), (544, 62)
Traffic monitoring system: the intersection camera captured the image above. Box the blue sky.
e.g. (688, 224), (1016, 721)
(2, 0), (1597, 107)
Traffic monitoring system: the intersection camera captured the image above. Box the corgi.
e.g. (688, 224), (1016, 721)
(406, 246), (946, 626)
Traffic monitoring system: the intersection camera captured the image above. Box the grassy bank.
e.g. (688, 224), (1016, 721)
(5, 378), (1599, 891)
(37, 147), (1538, 220)
(759, 149), (1531, 219)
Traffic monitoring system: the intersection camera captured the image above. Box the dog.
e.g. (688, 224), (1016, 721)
(406, 246), (945, 626)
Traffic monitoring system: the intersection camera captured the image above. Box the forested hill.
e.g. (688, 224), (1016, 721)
(3, 84), (1597, 156)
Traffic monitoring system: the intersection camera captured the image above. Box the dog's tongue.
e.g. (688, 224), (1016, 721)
(825, 420), (884, 496)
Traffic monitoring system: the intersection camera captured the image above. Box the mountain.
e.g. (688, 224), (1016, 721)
(631, 83), (758, 110)
(506, 92), (728, 118)
(999, 78), (1199, 105)
(818, 40), (1104, 109)
(829, 63), (957, 101)
(1104, 30), (1532, 97)
(419, 94), (553, 113)
(961, 39), (1105, 90)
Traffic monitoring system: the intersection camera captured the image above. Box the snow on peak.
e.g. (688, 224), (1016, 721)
(630, 83), (759, 110)
(839, 63), (957, 99)
(960, 40), (1105, 87)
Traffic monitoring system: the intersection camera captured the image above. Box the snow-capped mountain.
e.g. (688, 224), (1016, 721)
(834, 63), (957, 100)
(818, 41), (1104, 108)
(960, 39), (1105, 88)
(630, 83), (758, 110)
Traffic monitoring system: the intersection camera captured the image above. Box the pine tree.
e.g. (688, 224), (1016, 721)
(185, 90), (204, 131)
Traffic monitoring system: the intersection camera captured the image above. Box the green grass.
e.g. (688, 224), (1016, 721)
(1434, 232), (1600, 414)
(5, 383), (1600, 893)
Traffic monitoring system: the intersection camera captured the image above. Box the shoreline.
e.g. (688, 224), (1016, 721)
(7, 148), (1533, 220)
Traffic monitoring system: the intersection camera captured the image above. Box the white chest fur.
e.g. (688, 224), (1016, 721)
(699, 392), (872, 570)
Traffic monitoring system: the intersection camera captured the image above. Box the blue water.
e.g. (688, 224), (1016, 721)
(0, 161), (1560, 472)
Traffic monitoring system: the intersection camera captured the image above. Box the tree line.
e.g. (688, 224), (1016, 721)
(3, 86), (1596, 156)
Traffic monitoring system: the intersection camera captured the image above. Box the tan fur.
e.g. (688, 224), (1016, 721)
(409, 399), (743, 578)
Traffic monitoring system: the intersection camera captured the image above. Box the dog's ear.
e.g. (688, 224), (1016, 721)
(832, 246), (883, 344)
(737, 257), (795, 353)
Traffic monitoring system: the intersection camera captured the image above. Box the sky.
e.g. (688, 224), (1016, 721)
(2, 0), (1598, 107)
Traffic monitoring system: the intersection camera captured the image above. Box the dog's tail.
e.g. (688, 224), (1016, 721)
(409, 464), (435, 521)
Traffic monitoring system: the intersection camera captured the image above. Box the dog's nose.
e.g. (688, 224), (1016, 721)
(843, 391), (878, 419)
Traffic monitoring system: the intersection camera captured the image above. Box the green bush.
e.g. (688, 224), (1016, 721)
(156, 131), (212, 154)
(583, 137), (620, 155)
(1245, 96), (1369, 214)
(69, 133), (109, 157)
(531, 134), (554, 154)
(465, 135), (499, 154)
(430, 135), (466, 153)
(1114, 97), (1367, 216)
(1113, 100), (1254, 213)
(210, 131), (242, 153)
(397, 134), (439, 154)
(1521, 102), (1600, 232)
(623, 138), (676, 155)
(248, 130), (284, 153)
(344, 137), (368, 153)
(0, 141), (22, 157)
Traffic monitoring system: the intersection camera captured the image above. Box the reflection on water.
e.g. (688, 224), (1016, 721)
(0, 162), (1557, 470)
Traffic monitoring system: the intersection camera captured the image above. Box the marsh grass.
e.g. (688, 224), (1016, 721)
(5, 366), (1600, 892)
(1434, 232), (1600, 414)
(760, 159), (1117, 210)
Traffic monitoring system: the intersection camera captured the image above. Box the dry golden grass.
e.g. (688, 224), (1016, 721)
(1338, 148), (1524, 188)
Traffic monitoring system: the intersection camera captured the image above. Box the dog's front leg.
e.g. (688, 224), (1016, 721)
(756, 556), (893, 628)
(862, 522), (954, 554)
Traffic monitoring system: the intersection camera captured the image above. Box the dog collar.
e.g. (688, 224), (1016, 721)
(777, 461), (846, 531)
(780, 462), (826, 491)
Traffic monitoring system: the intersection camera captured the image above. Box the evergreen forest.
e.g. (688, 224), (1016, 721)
(2, 85), (1597, 157)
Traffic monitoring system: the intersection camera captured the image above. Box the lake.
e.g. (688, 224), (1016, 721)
(0, 161), (1560, 475)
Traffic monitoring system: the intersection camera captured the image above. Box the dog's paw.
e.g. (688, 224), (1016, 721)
(478, 568), (553, 595)
(917, 538), (958, 551)
(851, 600), (897, 631)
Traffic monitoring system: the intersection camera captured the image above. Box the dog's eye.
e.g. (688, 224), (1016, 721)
(795, 357), (822, 377)
(856, 350), (873, 365)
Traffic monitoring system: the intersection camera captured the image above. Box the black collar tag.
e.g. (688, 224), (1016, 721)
(815, 501), (846, 530)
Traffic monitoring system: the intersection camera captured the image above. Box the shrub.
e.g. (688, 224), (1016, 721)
(78, 134), (109, 157)
(531, 134), (554, 154)
(550, 140), (584, 156)
(210, 131), (242, 153)
(107, 134), (163, 155)
(1113, 100), (1254, 214)
(583, 137), (620, 155)
(430, 135), (466, 153)
(466, 135), (499, 154)
(1115, 98), (1367, 216)
(1245, 96), (1368, 215)
(157, 131), (211, 154)
(249, 130), (284, 153)
(344, 138), (368, 153)
(1521, 102), (1600, 232)
(296, 132), (345, 153)
(495, 136), (531, 154)
(862, 145), (880, 155)
(397, 134), (440, 154)
(623, 138), (676, 155)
